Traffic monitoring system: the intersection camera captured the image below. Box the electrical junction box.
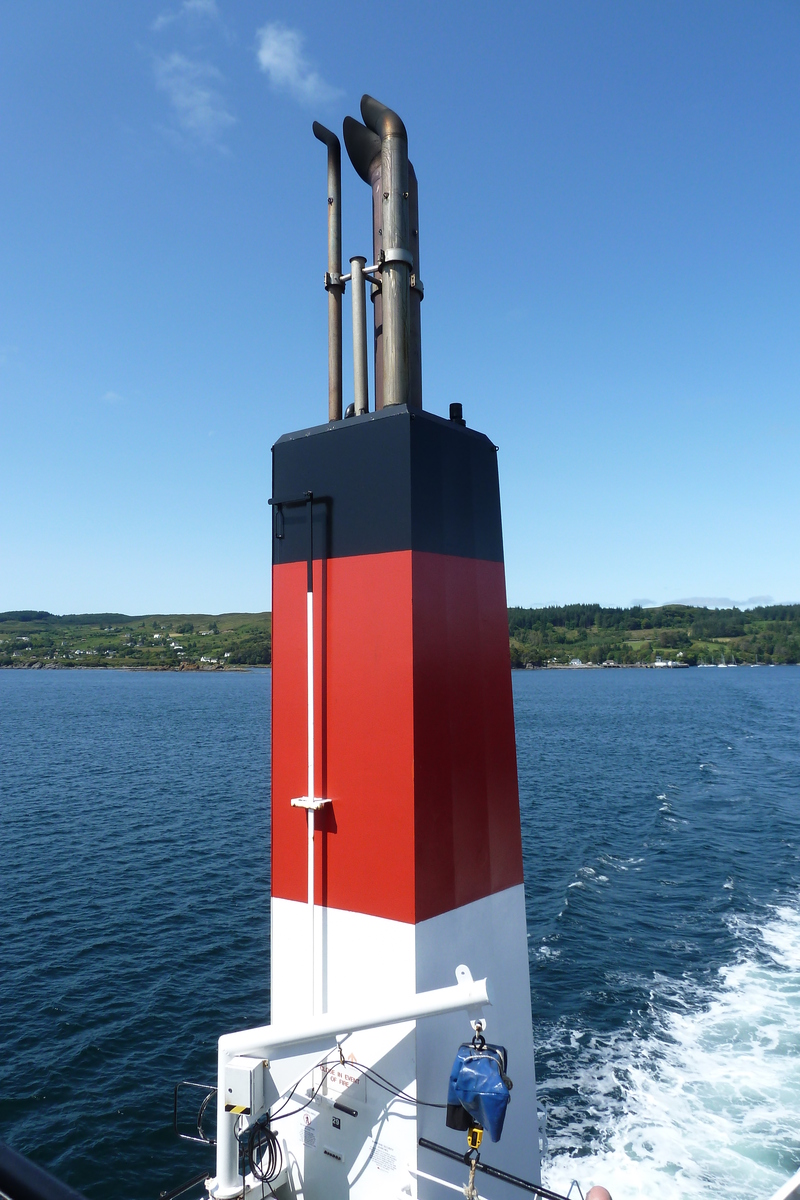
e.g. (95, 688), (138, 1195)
(224, 1055), (268, 1116)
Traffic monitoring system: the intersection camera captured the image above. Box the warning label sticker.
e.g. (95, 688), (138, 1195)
(301, 1114), (317, 1149)
(371, 1140), (397, 1173)
(315, 1054), (366, 1103)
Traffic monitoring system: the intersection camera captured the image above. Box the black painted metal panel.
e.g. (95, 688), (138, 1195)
(271, 405), (504, 564)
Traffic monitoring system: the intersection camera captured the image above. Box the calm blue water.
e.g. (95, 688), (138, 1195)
(1, 667), (800, 1200)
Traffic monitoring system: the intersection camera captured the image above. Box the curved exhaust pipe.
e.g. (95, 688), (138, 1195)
(313, 121), (343, 421)
(343, 107), (422, 411)
(343, 116), (383, 410)
(342, 115), (380, 185)
(353, 95), (414, 409)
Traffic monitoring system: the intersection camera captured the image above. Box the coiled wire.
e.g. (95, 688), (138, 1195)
(238, 1050), (446, 1194)
(247, 1116), (283, 1187)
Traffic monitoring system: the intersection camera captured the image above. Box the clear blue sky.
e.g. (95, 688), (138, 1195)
(1, 0), (798, 614)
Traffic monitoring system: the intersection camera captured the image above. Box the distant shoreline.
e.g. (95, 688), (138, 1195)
(508, 601), (800, 667)
(524, 661), (795, 669)
(2, 602), (799, 669)
(0, 662), (267, 672)
(4, 661), (797, 675)
(0, 611), (271, 670)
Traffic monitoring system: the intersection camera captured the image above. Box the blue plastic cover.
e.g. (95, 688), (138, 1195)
(447, 1042), (512, 1143)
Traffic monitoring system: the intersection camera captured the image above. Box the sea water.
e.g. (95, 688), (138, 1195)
(518, 668), (800, 1200)
(1, 667), (799, 1200)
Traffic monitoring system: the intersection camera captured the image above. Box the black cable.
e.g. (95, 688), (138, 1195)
(268, 1061), (322, 1120)
(271, 1061), (340, 1122)
(247, 1117), (283, 1188)
(268, 1048), (449, 1133)
(342, 1059), (446, 1108)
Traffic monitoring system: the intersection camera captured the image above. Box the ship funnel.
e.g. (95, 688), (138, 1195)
(313, 121), (343, 421)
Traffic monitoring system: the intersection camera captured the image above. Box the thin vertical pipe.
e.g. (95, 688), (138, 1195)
(313, 123), (343, 421)
(350, 256), (369, 414)
(408, 163), (422, 408)
(369, 159), (384, 409)
(342, 116), (383, 409)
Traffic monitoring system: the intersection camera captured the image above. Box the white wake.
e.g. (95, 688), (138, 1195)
(540, 902), (800, 1200)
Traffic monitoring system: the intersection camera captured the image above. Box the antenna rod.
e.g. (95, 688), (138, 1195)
(313, 122), (343, 421)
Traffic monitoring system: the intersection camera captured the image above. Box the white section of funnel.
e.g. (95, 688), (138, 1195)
(270, 886), (540, 1200)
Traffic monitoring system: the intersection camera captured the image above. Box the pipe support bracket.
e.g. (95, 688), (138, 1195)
(382, 247), (414, 267)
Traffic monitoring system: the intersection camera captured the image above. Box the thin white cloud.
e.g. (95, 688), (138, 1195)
(101, 391), (125, 405)
(154, 52), (235, 147)
(255, 23), (341, 106)
(152, 0), (219, 32)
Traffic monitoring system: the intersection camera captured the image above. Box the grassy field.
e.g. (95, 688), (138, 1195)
(3, 602), (799, 670)
(0, 611), (271, 669)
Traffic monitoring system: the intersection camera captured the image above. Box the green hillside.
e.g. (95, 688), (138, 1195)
(508, 603), (800, 667)
(0, 611), (271, 669)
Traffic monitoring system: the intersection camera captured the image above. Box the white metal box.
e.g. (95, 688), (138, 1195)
(224, 1054), (267, 1116)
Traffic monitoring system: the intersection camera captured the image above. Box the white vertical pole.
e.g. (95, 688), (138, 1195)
(307, 588), (315, 1014)
(350, 255), (369, 415)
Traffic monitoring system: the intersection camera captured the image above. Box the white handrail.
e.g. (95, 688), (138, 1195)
(768, 1166), (800, 1200)
(208, 964), (490, 1197)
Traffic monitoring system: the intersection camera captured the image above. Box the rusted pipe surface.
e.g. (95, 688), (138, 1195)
(360, 95), (410, 408)
(313, 121), (343, 421)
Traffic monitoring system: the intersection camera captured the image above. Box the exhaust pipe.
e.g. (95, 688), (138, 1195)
(314, 97), (421, 417)
(312, 122), (343, 421)
(407, 161), (422, 409)
(343, 107), (423, 411)
(342, 115), (384, 409)
(360, 95), (411, 409)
